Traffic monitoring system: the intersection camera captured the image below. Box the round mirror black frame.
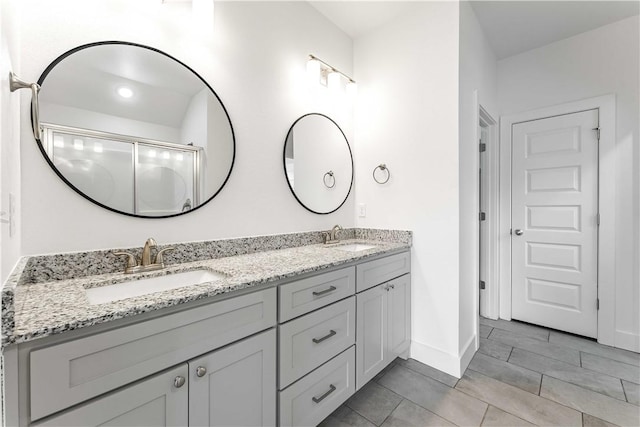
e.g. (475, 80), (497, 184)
(33, 40), (236, 219)
(282, 113), (354, 215)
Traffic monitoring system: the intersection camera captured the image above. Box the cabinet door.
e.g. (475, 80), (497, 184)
(188, 329), (276, 427)
(356, 284), (387, 390)
(38, 364), (188, 426)
(388, 274), (411, 358)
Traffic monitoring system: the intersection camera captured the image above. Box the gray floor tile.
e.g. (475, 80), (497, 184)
(479, 337), (512, 361)
(468, 352), (541, 394)
(373, 360), (397, 383)
(509, 348), (626, 400)
(381, 399), (455, 427)
(549, 331), (640, 367)
(378, 364), (487, 426)
(623, 380), (640, 406)
(581, 352), (640, 384)
(481, 405), (535, 427)
(394, 358), (458, 387)
(479, 324), (493, 339)
(540, 375), (640, 427)
(319, 405), (377, 427)
(455, 369), (582, 426)
(347, 382), (402, 426)
(582, 413), (620, 427)
(489, 328), (581, 365)
(480, 317), (549, 341)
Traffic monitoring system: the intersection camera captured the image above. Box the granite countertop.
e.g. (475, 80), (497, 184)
(3, 236), (410, 348)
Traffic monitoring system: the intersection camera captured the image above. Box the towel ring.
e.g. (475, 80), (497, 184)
(373, 164), (390, 184)
(323, 171), (336, 188)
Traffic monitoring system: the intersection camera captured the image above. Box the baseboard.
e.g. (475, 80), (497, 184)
(615, 330), (640, 352)
(410, 336), (478, 378)
(459, 334), (477, 375)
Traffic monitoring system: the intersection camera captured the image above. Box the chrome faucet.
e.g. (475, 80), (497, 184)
(323, 225), (343, 244)
(114, 238), (175, 274)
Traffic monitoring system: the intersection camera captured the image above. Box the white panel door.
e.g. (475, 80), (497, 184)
(512, 109), (598, 338)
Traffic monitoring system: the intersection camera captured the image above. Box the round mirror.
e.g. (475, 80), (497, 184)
(35, 41), (235, 218)
(283, 113), (353, 214)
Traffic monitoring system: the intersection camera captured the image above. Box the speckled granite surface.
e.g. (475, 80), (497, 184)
(2, 229), (411, 348)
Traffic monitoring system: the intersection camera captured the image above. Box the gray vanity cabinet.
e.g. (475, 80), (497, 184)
(356, 273), (411, 390)
(37, 329), (276, 427)
(37, 364), (189, 426)
(189, 329), (276, 427)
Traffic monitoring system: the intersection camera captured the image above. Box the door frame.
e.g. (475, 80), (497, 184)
(498, 94), (616, 346)
(478, 106), (499, 320)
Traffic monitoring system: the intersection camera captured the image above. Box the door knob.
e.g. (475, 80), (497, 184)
(196, 366), (207, 377)
(514, 229), (524, 236)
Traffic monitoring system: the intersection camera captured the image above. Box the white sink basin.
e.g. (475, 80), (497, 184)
(333, 243), (378, 252)
(85, 269), (225, 305)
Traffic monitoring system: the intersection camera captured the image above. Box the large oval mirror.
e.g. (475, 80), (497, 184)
(283, 113), (353, 214)
(36, 41), (235, 218)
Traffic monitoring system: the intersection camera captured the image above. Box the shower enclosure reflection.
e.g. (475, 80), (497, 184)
(42, 125), (200, 216)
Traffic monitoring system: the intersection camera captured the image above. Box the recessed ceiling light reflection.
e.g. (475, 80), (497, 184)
(93, 142), (103, 153)
(176, 153), (184, 161)
(73, 139), (84, 151)
(162, 151), (170, 160)
(148, 150), (157, 158)
(117, 86), (134, 99)
(53, 136), (64, 148)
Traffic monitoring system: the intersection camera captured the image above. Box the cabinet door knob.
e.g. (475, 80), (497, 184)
(196, 366), (207, 377)
(514, 229), (524, 236)
(174, 376), (186, 388)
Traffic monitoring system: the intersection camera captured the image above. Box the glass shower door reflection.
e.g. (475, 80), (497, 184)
(136, 144), (195, 216)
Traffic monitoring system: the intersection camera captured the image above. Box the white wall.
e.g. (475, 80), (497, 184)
(0, 0), (21, 282)
(458, 1), (498, 367)
(498, 16), (640, 351)
(41, 102), (182, 143)
(16, 0), (355, 255)
(354, 2), (464, 376)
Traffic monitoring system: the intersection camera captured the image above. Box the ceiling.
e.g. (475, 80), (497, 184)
(308, 1), (640, 59)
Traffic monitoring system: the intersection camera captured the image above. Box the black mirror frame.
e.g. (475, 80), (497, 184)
(282, 113), (354, 215)
(33, 40), (236, 219)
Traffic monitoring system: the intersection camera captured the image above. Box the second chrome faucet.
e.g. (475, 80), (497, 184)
(114, 238), (175, 274)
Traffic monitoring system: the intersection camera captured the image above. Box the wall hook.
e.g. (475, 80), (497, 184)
(9, 72), (41, 141)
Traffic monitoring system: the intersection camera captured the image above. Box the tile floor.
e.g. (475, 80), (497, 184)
(320, 317), (640, 426)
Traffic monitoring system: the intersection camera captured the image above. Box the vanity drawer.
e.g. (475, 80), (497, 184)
(279, 266), (355, 322)
(29, 287), (277, 421)
(279, 346), (355, 427)
(356, 251), (410, 293)
(279, 296), (355, 388)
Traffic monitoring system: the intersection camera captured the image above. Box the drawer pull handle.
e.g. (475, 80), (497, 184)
(312, 384), (336, 403)
(313, 286), (337, 297)
(312, 329), (337, 344)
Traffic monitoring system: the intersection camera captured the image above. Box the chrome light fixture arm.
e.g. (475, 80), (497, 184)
(9, 72), (41, 141)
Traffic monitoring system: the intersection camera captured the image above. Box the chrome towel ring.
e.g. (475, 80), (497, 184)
(373, 164), (390, 184)
(323, 171), (336, 188)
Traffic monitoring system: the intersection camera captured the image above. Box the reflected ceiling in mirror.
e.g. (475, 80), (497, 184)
(283, 113), (353, 214)
(36, 41), (235, 218)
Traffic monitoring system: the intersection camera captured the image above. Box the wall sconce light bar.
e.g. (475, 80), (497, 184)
(308, 54), (356, 85)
